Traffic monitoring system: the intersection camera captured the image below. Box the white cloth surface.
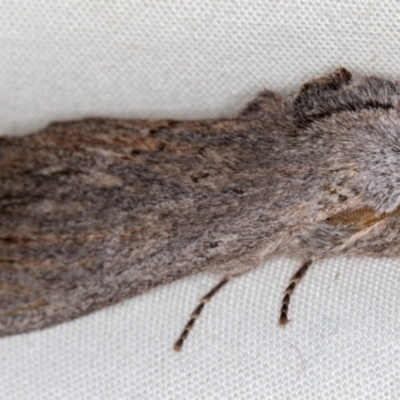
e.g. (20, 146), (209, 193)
(1, 1), (400, 398)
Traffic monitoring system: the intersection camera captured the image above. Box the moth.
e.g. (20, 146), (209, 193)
(1, 68), (400, 351)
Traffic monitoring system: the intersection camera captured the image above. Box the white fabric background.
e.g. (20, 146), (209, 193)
(1, 1), (400, 398)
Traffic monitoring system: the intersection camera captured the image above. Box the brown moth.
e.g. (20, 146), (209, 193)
(2, 67), (400, 351)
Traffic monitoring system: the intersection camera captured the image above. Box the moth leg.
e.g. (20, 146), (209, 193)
(173, 277), (229, 352)
(279, 259), (312, 326)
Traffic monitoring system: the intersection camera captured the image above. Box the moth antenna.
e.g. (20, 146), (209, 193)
(173, 277), (229, 352)
(279, 259), (312, 326)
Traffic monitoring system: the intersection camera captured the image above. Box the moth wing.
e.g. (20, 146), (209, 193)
(0, 116), (292, 336)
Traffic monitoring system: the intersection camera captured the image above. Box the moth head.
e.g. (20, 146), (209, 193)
(291, 68), (400, 214)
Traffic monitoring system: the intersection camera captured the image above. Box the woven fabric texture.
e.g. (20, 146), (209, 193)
(1, 1), (400, 399)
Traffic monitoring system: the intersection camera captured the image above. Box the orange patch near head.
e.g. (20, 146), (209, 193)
(327, 205), (400, 228)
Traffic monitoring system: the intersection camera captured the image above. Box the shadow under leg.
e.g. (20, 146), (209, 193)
(173, 277), (229, 351)
(279, 259), (312, 326)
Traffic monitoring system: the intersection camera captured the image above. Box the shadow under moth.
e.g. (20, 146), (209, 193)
(1, 68), (400, 351)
